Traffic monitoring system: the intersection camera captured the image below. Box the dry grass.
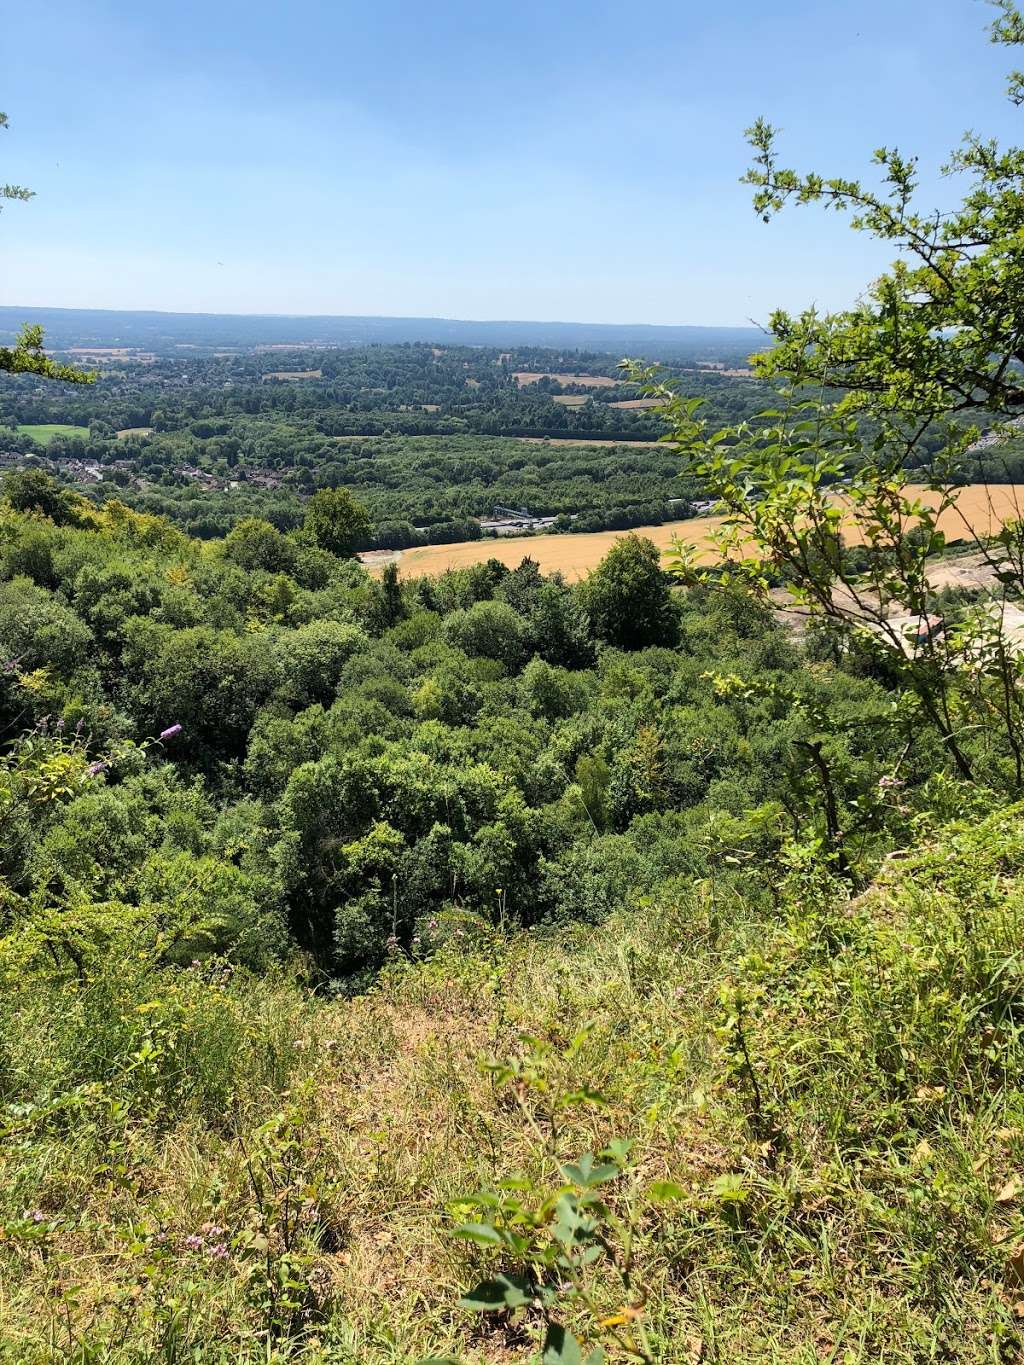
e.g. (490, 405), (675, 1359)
(116, 427), (154, 439)
(371, 520), (703, 582)
(607, 399), (664, 410)
(551, 395), (589, 406)
(262, 370), (322, 382)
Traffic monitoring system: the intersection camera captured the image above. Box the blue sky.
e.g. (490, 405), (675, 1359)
(2, 0), (1020, 324)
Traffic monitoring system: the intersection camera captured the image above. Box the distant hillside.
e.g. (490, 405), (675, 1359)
(0, 305), (762, 362)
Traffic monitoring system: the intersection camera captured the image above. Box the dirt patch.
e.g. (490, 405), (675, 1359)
(359, 549), (403, 569)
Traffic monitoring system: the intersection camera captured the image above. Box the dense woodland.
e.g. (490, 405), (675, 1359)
(0, 476), (866, 983)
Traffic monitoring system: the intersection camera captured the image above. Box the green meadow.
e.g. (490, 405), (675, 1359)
(16, 423), (90, 444)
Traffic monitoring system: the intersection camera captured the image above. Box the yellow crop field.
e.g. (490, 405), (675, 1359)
(363, 484), (1024, 583)
(513, 371), (617, 388)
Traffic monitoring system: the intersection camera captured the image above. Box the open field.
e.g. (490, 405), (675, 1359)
(261, 369), (322, 381)
(116, 426), (154, 439)
(608, 397), (664, 409)
(513, 371), (617, 387)
(16, 423), (90, 444)
(551, 394), (589, 406)
(365, 483), (1024, 582)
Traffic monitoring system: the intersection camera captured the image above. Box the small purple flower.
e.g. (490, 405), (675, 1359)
(184, 1233), (204, 1251)
(208, 1242), (230, 1260)
(87, 761), (107, 777)
(28, 1209), (44, 1224)
(159, 724), (183, 741)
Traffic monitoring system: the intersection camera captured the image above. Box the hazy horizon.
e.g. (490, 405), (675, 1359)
(4, 0), (1020, 325)
(1, 302), (764, 330)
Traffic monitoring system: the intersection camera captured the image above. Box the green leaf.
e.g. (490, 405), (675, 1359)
(646, 1180), (687, 1203)
(542, 1324), (585, 1364)
(561, 1153), (620, 1187)
(459, 1273), (533, 1311)
(453, 1222), (504, 1246)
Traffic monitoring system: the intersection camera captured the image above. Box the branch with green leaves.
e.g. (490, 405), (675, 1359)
(0, 323), (96, 384)
(737, 3), (1024, 454)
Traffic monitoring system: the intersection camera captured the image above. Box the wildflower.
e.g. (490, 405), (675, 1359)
(87, 760), (107, 777)
(184, 1233), (204, 1251)
(208, 1242), (230, 1260)
(27, 1209), (44, 1224)
(159, 724), (183, 741)
(878, 774), (905, 790)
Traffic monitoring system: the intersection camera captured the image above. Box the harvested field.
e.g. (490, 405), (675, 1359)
(362, 484), (1024, 583)
(513, 371), (617, 388)
(116, 427), (154, 439)
(551, 394), (589, 406)
(364, 520), (700, 581)
(608, 398), (664, 409)
(262, 369), (322, 381)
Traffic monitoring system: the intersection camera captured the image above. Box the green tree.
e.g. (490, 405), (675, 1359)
(3, 469), (82, 524)
(302, 488), (371, 558)
(223, 517), (297, 574)
(580, 534), (679, 650)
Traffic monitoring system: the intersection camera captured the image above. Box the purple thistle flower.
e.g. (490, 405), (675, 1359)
(159, 724), (183, 741)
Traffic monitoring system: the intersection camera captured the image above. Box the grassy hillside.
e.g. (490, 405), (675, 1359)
(1, 470), (1023, 1361)
(3, 801), (1022, 1361)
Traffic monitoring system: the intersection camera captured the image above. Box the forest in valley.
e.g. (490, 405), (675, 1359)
(0, 341), (769, 541)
